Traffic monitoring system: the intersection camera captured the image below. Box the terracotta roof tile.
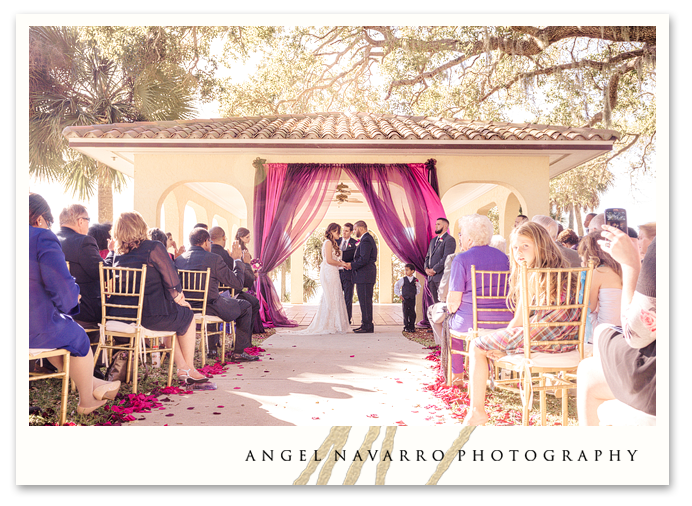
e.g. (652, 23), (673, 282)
(62, 112), (620, 143)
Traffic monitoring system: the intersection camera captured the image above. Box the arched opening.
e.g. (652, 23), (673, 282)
(157, 181), (248, 251)
(442, 181), (528, 242)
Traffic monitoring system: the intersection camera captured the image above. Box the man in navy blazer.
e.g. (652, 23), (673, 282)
(424, 217), (457, 303)
(174, 228), (258, 362)
(337, 222), (358, 324)
(347, 220), (378, 333)
(56, 204), (112, 324)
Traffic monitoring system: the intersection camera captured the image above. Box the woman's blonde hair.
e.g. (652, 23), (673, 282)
(578, 231), (622, 278)
(325, 223), (342, 258)
(113, 211), (148, 254)
(638, 222), (656, 240)
(507, 222), (575, 310)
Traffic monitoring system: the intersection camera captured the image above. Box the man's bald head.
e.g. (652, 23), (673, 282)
(209, 226), (226, 244)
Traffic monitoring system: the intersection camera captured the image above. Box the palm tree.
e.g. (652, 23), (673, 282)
(29, 26), (197, 222)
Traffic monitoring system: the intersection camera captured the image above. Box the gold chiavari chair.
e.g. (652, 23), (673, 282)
(179, 269), (227, 367)
(65, 260), (101, 391)
(93, 264), (177, 393)
(491, 259), (595, 426)
(445, 268), (513, 386)
(218, 284), (237, 355)
(29, 348), (71, 425)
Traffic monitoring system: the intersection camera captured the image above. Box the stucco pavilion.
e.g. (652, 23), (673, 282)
(62, 112), (619, 315)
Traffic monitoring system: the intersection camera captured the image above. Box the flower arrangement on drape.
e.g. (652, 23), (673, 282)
(253, 161), (445, 327)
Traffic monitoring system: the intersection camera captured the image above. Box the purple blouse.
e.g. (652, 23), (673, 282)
(448, 245), (511, 333)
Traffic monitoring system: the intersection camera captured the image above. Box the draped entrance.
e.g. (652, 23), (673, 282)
(252, 161), (445, 327)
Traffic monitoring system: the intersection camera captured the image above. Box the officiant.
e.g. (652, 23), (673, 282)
(338, 222), (358, 324)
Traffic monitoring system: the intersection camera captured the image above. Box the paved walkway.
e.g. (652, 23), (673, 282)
(129, 313), (452, 426)
(283, 302), (404, 327)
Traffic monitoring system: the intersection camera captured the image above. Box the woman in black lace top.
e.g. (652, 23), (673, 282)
(109, 212), (208, 384)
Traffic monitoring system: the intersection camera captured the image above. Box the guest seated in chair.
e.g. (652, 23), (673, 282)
(444, 214), (509, 383)
(30, 194), (121, 414)
(88, 222), (113, 259)
(463, 222), (583, 426)
(234, 227), (266, 334)
(176, 227), (258, 362)
(576, 229), (656, 425)
(56, 204), (113, 325)
(109, 212), (209, 384)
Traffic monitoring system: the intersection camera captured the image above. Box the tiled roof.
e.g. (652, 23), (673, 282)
(62, 112), (619, 142)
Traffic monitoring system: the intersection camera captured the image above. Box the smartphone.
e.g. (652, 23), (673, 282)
(605, 208), (627, 234)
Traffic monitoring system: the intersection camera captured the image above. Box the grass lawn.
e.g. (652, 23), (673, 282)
(403, 327), (578, 426)
(29, 326), (577, 426)
(28, 329), (276, 426)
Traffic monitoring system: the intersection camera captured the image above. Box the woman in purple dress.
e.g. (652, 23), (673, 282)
(30, 194), (121, 415)
(446, 214), (510, 383)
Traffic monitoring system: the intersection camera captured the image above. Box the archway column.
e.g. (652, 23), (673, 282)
(290, 244), (304, 304)
(378, 238), (393, 304)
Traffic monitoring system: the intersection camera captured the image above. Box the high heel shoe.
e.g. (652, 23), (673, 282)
(77, 400), (107, 415)
(93, 380), (121, 401)
(177, 368), (209, 385)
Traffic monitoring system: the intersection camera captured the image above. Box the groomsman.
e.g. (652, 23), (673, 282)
(337, 222), (358, 324)
(424, 217), (457, 304)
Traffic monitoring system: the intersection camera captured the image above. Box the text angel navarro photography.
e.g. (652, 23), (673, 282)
(245, 448), (640, 463)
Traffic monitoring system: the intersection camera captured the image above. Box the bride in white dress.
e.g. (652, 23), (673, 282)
(293, 223), (351, 335)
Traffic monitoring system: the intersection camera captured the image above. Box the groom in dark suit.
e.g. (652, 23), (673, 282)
(347, 220), (378, 333)
(337, 222), (358, 324)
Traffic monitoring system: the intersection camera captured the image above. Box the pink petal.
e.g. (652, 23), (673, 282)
(234, 387), (240, 389)
(312, 417), (320, 420)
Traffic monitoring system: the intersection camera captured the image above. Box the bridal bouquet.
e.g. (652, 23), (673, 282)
(250, 258), (263, 271)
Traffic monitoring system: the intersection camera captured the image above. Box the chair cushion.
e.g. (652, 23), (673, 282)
(104, 320), (175, 338)
(450, 328), (495, 339)
(598, 400), (656, 426)
(496, 344), (593, 370)
(194, 314), (224, 323)
(29, 348), (60, 357)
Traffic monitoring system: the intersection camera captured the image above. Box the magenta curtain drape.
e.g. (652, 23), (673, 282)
(253, 162), (445, 327)
(253, 163), (341, 326)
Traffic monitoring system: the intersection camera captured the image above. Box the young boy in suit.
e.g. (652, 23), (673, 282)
(394, 264), (420, 333)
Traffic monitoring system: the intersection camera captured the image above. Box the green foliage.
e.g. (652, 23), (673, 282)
(303, 274), (318, 303)
(486, 206), (500, 235)
(213, 25), (656, 210)
(392, 254), (406, 304)
(303, 227), (326, 271)
(29, 26), (200, 215)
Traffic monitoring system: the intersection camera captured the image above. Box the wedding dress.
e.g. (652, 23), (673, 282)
(292, 240), (351, 335)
